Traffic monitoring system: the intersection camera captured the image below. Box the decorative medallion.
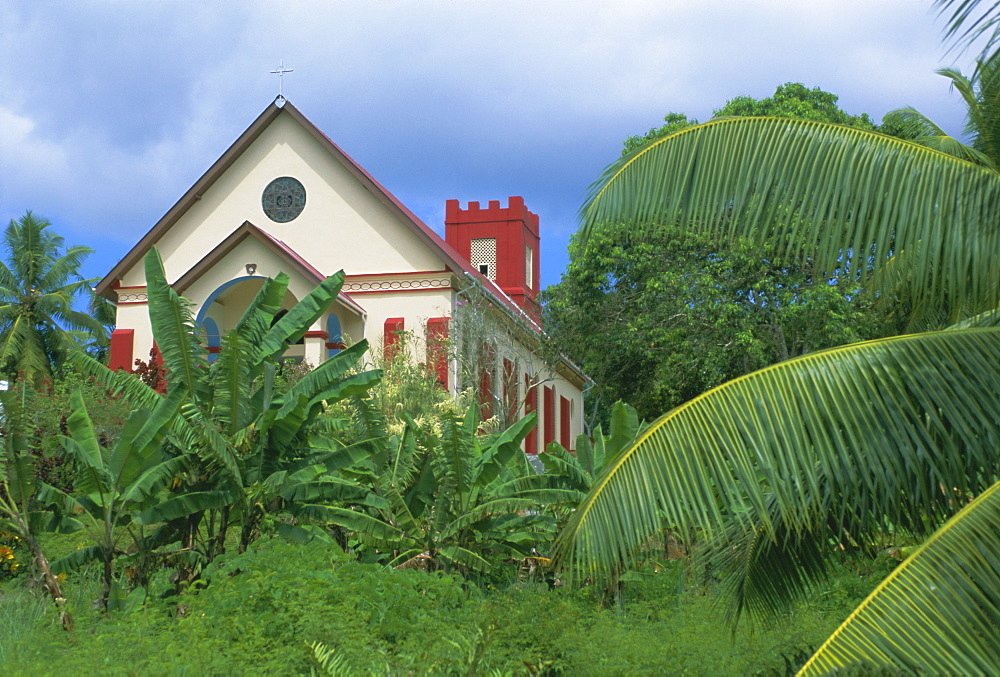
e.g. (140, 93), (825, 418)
(262, 176), (306, 223)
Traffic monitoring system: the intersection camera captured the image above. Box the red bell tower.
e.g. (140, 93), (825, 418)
(445, 196), (541, 322)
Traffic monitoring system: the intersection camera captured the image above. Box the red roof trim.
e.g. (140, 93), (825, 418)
(344, 269), (450, 279)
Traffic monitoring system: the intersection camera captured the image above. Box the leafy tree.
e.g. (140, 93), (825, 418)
(714, 82), (877, 130)
(5, 371), (134, 493)
(0, 389), (74, 630)
(622, 113), (698, 155)
(543, 222), (876, 422)
(557, 51), (1000, 671)
(623, 84), (878, 155)
(0, 212), (106, 384)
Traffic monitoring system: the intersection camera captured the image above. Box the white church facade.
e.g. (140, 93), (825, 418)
(97, 99), (588, 453)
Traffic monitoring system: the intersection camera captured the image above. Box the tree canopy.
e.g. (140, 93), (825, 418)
(622, 83), (879, 154)
(0, 213), (105, 384)
(542, 222), (876, 423)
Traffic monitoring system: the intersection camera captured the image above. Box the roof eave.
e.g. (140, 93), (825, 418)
(96, 100), (286, 298)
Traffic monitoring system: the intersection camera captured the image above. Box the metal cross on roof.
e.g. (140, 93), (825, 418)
(270, 59), (294, 103)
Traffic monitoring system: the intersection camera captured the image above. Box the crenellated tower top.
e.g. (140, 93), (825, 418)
(445, 196), (541, 322)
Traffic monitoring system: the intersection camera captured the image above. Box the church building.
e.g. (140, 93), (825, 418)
(97, 98), (588, 452)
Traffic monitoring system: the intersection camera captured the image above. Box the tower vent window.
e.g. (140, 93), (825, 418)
(471, 238), (497, 280)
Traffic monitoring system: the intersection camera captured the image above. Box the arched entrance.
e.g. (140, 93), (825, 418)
(195, 276), (303, 363)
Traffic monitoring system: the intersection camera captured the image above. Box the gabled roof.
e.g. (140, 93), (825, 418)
(173, 220), (366, 318)
(96, 98), (589, 385)
(96, 98), (483, 299)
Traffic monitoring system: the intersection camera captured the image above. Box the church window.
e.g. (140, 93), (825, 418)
(202, 317), (221, 363)
(525, 245), (533, 288)
(384, 317), (405, 361)
(471, 238), (496, 280)
(543, 386), (555, 448)
(326, 315), (343, 358)
(262, 176), (306, 223)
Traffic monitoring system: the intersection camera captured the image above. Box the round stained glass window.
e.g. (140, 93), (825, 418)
(262, 177), (306, 223)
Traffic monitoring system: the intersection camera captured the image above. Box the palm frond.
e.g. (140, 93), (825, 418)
(580, 116), (1000, 326)
(136, 488), (239, 524)
(707, 495), (831, 629)
(946, 305), (1000, 327)
(554, 329), (1000, 597)
(118, 455), (190, 504)
(2, 416), (35, 505)
(232, 273), (288, 345)
(209, 329), (253, 434)
(800, 478), (1000, 675)
(0, 315), (51, 381)
(936, 0), (1000, 55)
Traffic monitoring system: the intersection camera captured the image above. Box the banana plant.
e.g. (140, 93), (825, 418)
(314, 405), (552, 572)
(67, 246), (382, 564)
(534, 400), (645, 505)
(36, 387), (190, 609)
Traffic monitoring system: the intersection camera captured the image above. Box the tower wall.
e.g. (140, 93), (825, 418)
(444, 196), (541, 322)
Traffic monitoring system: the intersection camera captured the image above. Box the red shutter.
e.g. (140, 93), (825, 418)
(383, 317), (404, 362)
(109, 328), (134, 372)
(426, 317), (449, 389)
(543, 386), (555, 449)
(525, 375), (538, 454)
(479, 367), (493, 420)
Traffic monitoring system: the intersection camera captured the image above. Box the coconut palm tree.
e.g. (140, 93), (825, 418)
(0, 212), (106, 384)
(883, 50), (1000, 169)
(937, 0), (1000, 56)
(556, 53), (1000, 672)
(578, 115), (1000, 331)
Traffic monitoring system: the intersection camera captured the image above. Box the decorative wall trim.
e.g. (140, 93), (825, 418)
(115, 288), (149, 304)
(342, 272), (453, 293)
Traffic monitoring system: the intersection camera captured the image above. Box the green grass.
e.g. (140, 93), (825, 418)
(0, 536), (887, 675)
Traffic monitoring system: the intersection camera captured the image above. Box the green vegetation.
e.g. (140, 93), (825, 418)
(319, 405), (553, 572)
(543, 222), (876, 422)
(622, 83), (879, 155)
(3, 4), (999, 673)
(0, 534), (892, 675)
(0, 212), (106, 385)
(564, 6), (1000, 672)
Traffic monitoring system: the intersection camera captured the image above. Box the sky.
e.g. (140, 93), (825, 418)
(0, 0), (981, 292)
